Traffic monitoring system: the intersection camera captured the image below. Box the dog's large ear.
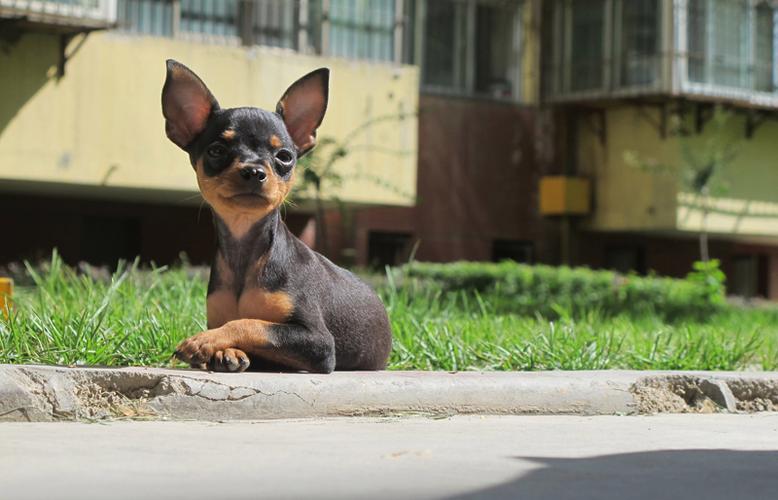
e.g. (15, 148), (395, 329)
(275, 68), (329, 157)
(162, 60), (220, 150)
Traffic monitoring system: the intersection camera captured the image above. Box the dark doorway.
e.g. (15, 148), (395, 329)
(605, 246), (646, 274)
(367, 231), (412, 269)
(492, 240), (534, 263)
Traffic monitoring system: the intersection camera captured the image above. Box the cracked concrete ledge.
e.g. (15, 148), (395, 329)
(0, 364), (777, 422)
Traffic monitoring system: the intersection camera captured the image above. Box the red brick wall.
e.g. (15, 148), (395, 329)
(353, 94), (558, 266)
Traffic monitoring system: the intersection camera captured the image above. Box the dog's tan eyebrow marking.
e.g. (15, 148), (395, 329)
(269, 135), (283, 148)
(221, 129), (236, 140)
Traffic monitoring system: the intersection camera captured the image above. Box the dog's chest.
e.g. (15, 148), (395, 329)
(207, 253), (294, 328)
(207, 288), (293, 328)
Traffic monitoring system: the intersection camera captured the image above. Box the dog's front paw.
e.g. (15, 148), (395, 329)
(174, 330), (250, 372)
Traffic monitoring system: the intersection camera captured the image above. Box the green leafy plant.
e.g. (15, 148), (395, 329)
(686, 258), (726, 305)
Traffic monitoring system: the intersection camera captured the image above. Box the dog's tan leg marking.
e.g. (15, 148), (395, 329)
(238, 288), (294, 323)
(175, 319), (274, 371)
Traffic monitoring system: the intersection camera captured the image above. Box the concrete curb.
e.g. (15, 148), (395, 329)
(1, 364), (777, 422)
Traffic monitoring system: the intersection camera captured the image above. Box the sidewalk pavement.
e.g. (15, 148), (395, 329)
(1, 414), (777, 499)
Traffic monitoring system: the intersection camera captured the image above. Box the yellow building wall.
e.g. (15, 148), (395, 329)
(579, 105), (778, 239)
(577, 106), (680, 231)
(0, 32), (418, 206)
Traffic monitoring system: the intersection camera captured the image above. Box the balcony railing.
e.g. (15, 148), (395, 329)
(115, 0), (406, 64)
(543, 0), (778, 108)
(0, 0), (118, 27)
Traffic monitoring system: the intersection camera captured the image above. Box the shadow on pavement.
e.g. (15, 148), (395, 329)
(448, 449), (778, 500)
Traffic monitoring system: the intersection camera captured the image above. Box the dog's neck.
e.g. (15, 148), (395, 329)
(213, 209), (281, 274)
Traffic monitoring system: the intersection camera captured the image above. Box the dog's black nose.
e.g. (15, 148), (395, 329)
(239, 166), (267, 182)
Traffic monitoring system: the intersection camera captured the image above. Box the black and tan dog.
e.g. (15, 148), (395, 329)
(162, 60), (392, 373)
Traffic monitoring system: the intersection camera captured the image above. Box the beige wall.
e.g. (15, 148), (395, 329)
(0, 32), (418, 206)
(578, 105), (778, 240)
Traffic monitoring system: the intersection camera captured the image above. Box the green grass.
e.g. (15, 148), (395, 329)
(1, 254), (777, 371)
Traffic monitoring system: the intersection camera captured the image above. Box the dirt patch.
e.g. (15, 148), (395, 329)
(632, 375), (778, 414)
(727, 378), (778, 412)
(632, 377), (721, 414)
(74, 382), (157, 420)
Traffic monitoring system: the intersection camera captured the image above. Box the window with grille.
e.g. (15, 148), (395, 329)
(422, 0), (463, 88)
(544, 0), (778, 105)
(116, 0), (405, 63)
(117, 0), (174, 36)
(569, 0), (606, 92)
(323, 0), (396, 62)
(755, 2), (775, 92)
(686, 0), (776, 94)
(245, 0), (298, 49)
(420, 0), (523, 100)
(619, 0), (660, 87)
(179, 0), (240, 38)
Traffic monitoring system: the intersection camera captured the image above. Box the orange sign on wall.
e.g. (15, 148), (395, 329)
(539, 176), (591, 216)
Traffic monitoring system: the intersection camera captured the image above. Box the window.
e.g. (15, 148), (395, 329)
(686, 0), (776, 93)
(714, 0), (748, 88)
(687, 0), (707, 83)
(118, 0), (174, 36)
(368, 231), (413, 269)
(546, 0), (662, 96)
(422, 0), (462, 88)
(116, 0), (405, 62)
(569, 0), (605, 92)
(492, 240), (534, 263)
(619, 0), (660, 87)
(731, 254), (768, 298)
(605, 247), (645, 275)
(245, 0), (298, 49)
(544, 0), (778, 104)
(420, 0), (522, 99)
(755, 2), (776, 92)
(180, 0), (240, 38)
(325, 0), (396, 62)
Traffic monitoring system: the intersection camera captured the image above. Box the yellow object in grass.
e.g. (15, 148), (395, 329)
(0, 278), (13, 318)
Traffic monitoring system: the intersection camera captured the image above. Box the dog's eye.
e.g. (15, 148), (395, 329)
(207, 144), (227, 159)
(274, 149), (294, 174)
(275, 149), (294, 165)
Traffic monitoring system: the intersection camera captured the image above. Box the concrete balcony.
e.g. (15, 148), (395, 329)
(579, 105), (778, 240)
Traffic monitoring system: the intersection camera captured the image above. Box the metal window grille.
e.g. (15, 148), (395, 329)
(544, 0), (778, 106)
(321, 0), (396, 62)
(179, 0), (240, 38)
(421, 0), (461, 87)
(687, 0), (707, 83)
(1, 0), (117, 23)
(419, 0), (522, 100)
(243, 0), (298, 49)
(684, 0), (776, 94)
(755, 2), (775, 91)
(117, 0), (173, 36)
(115, 0), (404, 62)
(569, 0), (606, 92)
(618, 0), (660, 87)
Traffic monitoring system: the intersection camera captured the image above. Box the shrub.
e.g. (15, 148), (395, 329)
(400, 261), (723, 321)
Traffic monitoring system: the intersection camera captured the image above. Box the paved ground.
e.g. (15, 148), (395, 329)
(2, 414), (777, 499)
